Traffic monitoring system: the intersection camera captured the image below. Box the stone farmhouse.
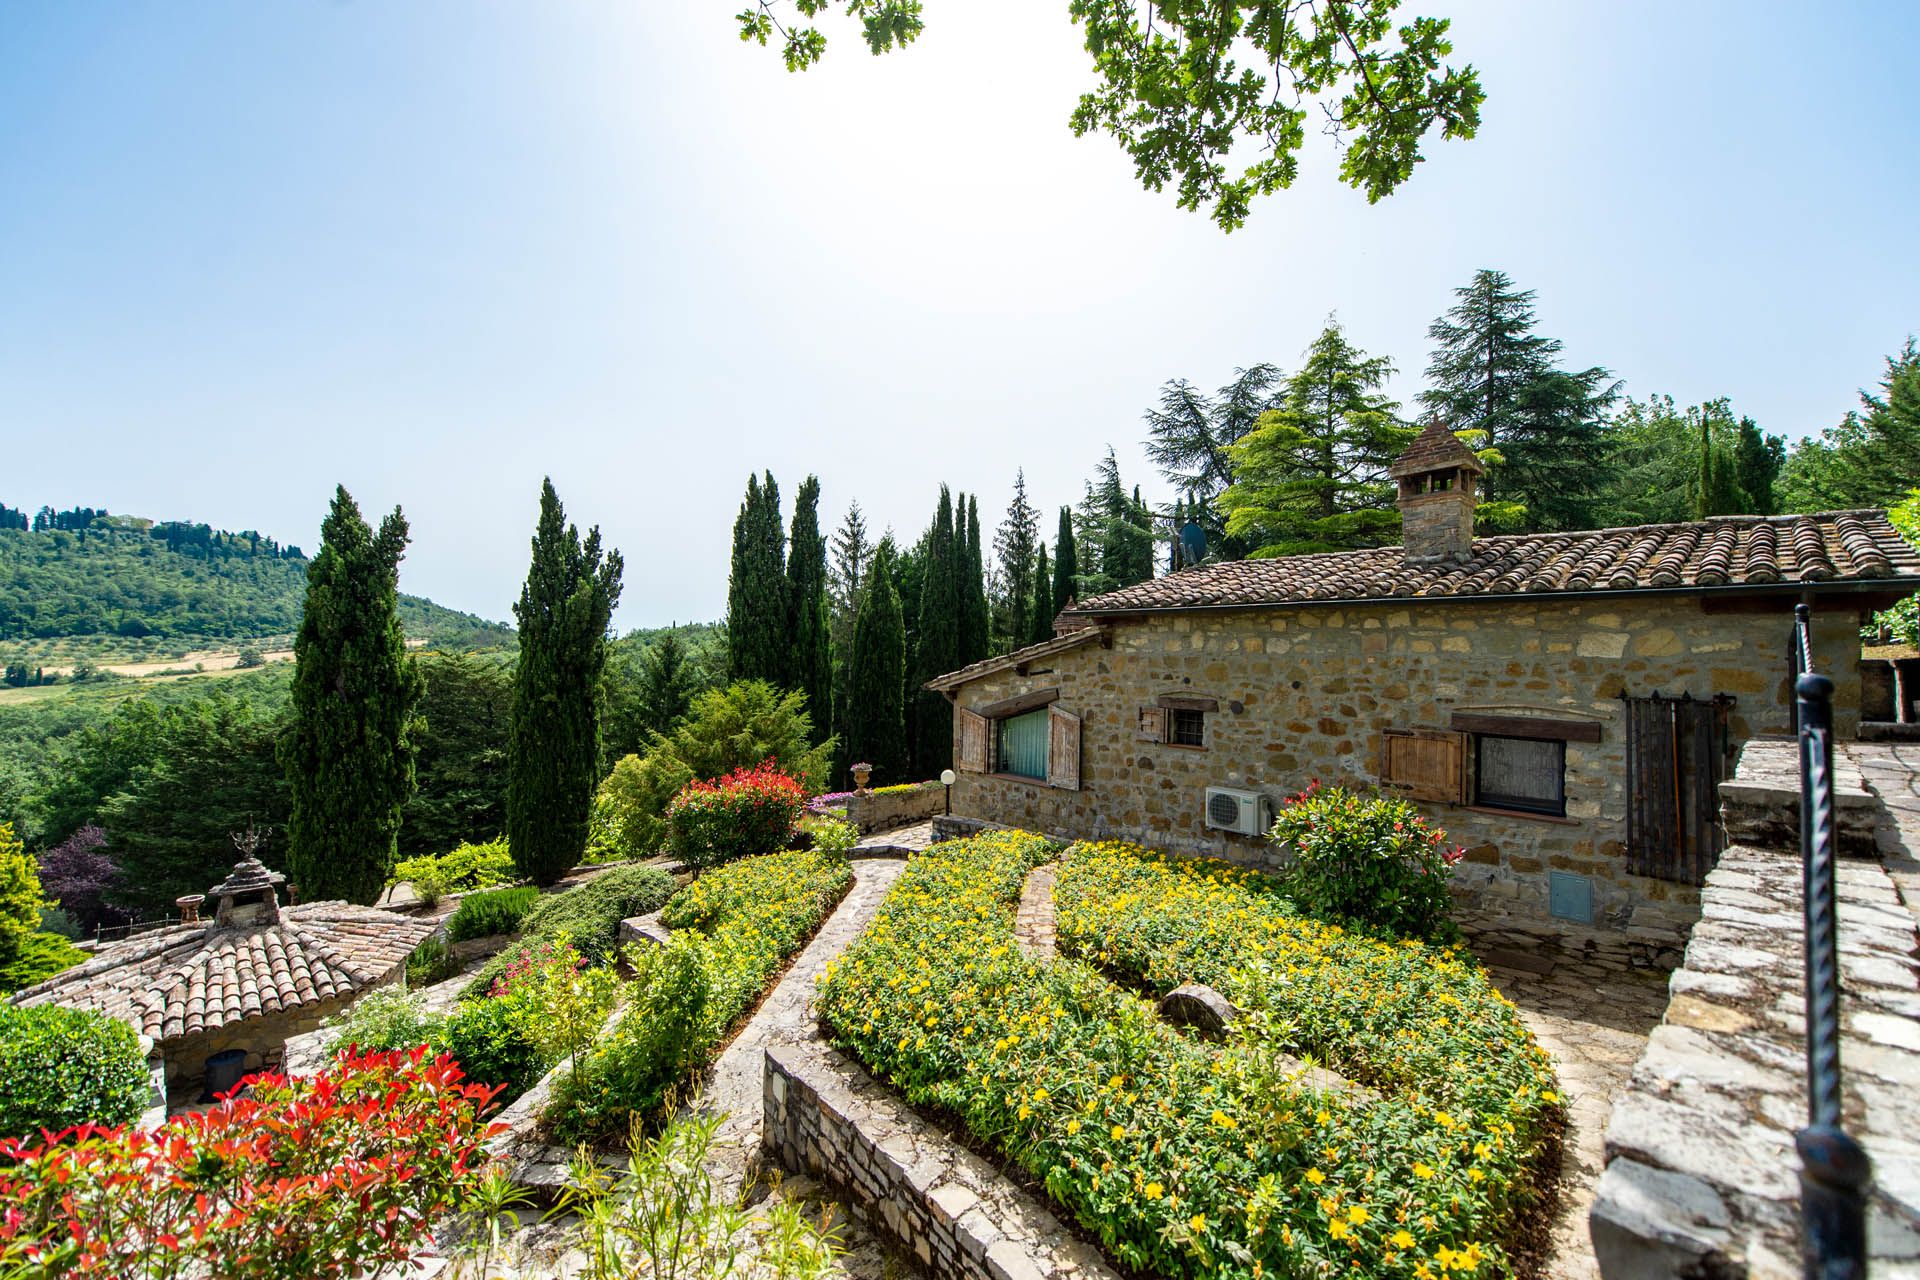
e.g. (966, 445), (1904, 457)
(929, 424), (1920, 965)
(12, 854), (433, 1104)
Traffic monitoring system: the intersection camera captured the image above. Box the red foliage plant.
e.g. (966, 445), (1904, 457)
(0, 1046), (503, 1279)
(665, 762), (806, 868)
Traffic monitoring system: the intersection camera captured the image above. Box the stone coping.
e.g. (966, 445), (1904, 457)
(764, 1040), (1118, 1280)
(1589, 843), (1920, 1277)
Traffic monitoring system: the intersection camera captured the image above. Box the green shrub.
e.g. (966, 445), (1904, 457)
(0, 932), (88, 995)
(802, 814), (859, 856)
(438, 997), (546, 1105)
(1267, 783), (1463, 942)
(0, 1005), (150, 1137)
(665, 763), (805, 869)
(515, 864), (677, 964)
(325, 988), (445, 1055)
(594, 752), (693, 861)
(447, 886), (541, 942)
(393, 838), (516, 907)
(548, 941), (712, 1145)
(407, 937), (456, 987)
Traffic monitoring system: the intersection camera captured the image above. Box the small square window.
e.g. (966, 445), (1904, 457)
(1474, 735), (1565, 816)
(1169, 708), (1206, 747)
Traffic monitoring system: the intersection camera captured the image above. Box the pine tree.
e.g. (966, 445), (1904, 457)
(1144, 365), (1285, 562)
(1731, 417), (1784, 516)
(1053, 508), (1079, 612)
(828, 501), (872, 654)
(637, 627), (696, 735)
(508, 479), (624, 884)
(279, 486), (422, 904)
(1421, 269), (1618, 531)
(911, 488), (960, 774)
(1029, 542), (1054, 644)
(993, 470), (1039, 651)
(1219, 320), (1414, 556)
(1076, 451), (1154, 594)
(1779, 339), (1920, 512)
(960, 494), (990, 665)
(787, 476), (833, 741)
(844, 539), (909, 787)
(726, 472), (787, 686)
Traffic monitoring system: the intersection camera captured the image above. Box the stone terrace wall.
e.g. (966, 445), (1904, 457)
(949, 595), (1865, 958)
(1590, 843), (1920, 1276)
(846, 782), (944, 834)
(764, 1041), (1119, 1280)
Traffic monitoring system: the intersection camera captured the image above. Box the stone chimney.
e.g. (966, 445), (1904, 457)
(208, 855), (285, 928)
(1391, 422), (1485, 565)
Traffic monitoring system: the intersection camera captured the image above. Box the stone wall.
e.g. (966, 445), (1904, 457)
(846, 782), (944, 834)
(763, 1041), (1118, 1280)
(947, 594), (1864, 958)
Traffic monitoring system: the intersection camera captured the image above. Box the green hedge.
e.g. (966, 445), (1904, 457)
(0, 1005), (151, 1137)
(446, 886), (541, 943)
(461, 864), (678, 999)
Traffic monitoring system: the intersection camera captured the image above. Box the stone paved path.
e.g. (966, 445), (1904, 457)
(1850, 739), (1920, 928)
(1012, 864), (1058, 959)
(854, 820), (935, 857)
(1472, 949), (1670, 1280)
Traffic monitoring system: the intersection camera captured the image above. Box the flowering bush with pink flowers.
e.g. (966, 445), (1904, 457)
(1268, 782), (1465, 943)
(666, 763), (805, 869)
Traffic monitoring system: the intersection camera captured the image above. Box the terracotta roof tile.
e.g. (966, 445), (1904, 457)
(10, 903), (435, 1042)
(1062, 510), (1919, 618)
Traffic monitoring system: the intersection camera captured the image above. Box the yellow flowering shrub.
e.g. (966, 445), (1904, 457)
(818, 833), (1560, 1279)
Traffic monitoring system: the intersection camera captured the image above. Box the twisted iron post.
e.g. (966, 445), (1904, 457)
(1795, 673), (1871, 1278)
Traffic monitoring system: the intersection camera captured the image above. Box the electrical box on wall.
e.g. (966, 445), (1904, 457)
(1549, 871), (1594, 925)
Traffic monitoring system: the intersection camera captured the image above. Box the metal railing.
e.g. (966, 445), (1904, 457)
(1794, 672), (1872, 1278)
(1789, 602), (1814, 732)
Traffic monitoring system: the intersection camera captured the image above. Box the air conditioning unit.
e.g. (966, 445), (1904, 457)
(1203, 786), (1271, 836)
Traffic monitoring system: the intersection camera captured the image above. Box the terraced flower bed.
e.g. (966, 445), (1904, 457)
(817, 831), (1561, 1279)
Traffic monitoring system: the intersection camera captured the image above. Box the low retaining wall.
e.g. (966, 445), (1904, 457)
(1589, 841), (1920, 1277)
(763, 1041), (1118, 1280)
(847, 783), (944, 834)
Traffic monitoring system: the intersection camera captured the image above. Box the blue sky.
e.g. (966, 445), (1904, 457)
(2, 2), (1916, 629)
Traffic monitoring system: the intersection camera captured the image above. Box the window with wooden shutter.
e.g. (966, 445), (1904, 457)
(1047, 706), (1082, 791)
(1137, 707), (1167, 742)
(1380, 729), (1465, 803)
(956, 708), (989, 773)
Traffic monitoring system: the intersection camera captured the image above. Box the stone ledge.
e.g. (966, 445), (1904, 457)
(763, 1040), (1119, 1280)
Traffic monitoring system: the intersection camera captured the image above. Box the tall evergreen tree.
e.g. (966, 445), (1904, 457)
(828, 501), (872, 653)
(1052, 507), (1079, 611)
(1219, 320), (1414, 556)
(1076, 450), (1154, 595)
(1731, 417), (1785, 516)
(279, 486), (422, 904)
(1779, 338), (1920, 511)
(960, 493), (990, 665)
(1029, 542), (1054, 644)
(1420, 269), (1618, 531)
(911, 488), (960, 774)
(636, 627), (697, 736)
(725, 472), (787, 686)
(786, 476), (833, 742)
(1144, 365), (1285, 561)
(508, 479), (624, 884)
(843, 538), (909, 787)
(993, 470), (1039, 651)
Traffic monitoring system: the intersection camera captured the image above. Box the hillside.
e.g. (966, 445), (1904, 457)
(0, 513), (511, 661)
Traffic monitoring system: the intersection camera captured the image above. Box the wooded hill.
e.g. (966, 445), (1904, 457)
(0, 514), (511, 651)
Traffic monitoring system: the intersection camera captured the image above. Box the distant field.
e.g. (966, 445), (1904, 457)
(0, 656), (291, 706)
(0, 633), (297, 667)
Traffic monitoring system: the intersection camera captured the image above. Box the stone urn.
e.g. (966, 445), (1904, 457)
(851, 762), (873, 794)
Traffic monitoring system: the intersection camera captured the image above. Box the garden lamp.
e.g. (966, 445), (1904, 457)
(940, 768), (956, 815)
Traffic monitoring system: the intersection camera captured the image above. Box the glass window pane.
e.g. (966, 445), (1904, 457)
(1476, 736), (1564, 814)
(998, 709), (1050, 780)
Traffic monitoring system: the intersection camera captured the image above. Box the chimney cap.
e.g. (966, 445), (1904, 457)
(209, 855), (284, 899)
(1389, 421), (1485, 480)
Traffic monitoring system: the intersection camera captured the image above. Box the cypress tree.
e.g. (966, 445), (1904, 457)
(1029, 542), (1053, 645)
(280, 486), (422, 905)
(912, 488), (960, 774)
(960, 493), (990, 664)
(726, 472), (787, 686)
(844, 539), (908, 787)
(1052, 507), (1079, 611)
(787, 476), (833, 740)
(508, 479), (624, 884)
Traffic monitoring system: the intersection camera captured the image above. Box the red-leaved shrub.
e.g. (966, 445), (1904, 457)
(665, 763), (805, 868)
(0, 1046), (502, 1279)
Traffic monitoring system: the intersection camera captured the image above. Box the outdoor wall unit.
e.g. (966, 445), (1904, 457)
(1203, 786), (1271, 836)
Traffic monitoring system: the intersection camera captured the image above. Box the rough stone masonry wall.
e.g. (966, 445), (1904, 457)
(845, 782), (944, 834)
(949, 595), (1863, 960)
(1589, 836), (1920, 1277)
(764, 1042), (1119, 1280)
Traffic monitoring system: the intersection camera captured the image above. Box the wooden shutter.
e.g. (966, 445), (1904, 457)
(1137, 706), (1168, 742)
(1047, 706), (1082, 791)
(1380, 729), (1465, 803)
(956, 708), (989, 773)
